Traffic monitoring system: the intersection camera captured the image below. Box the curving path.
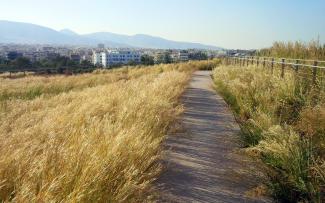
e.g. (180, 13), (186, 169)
(155, 71), (272, 203)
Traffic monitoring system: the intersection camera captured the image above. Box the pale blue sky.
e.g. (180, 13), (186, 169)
(0, 0), (324, 49)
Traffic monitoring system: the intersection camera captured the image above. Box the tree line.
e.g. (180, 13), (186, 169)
(0, 56), (95, 74)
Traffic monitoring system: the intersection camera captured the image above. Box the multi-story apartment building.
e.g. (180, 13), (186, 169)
(178, 50), (189, 61)
(92, 51), (103, 66)
(92, 50), (141, 67)
(156, 50), (189, 63)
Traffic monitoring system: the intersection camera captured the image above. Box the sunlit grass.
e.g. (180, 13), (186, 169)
(257, 40), (325, 60)
(213, 64), (325, 202)
(0, 61), (218, 202)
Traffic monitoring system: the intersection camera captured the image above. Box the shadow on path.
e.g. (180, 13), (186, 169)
(155, 71), (272, 203)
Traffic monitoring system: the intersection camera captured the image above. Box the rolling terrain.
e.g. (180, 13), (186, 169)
(0, 20), (222, 49)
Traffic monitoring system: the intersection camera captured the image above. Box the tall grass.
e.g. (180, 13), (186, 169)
(0, 65), (166, 102)
(0, 61), (216, 202)
(257, 40), (325, 60)
(213, 65), (325, 202)
(0, 60), (220, 102)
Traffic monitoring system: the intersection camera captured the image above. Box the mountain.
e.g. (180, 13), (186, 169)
(0, 21), (124, 47)
(0, 20), (86, 45)
(84, 33), (221, 50)
(0, 20), (221, 50)
(60, 29), (79, 36)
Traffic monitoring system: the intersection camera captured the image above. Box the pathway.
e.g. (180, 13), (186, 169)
(155, 71), (271, 203)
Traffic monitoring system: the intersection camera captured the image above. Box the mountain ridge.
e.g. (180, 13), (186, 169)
(0, 20), (222, 50)
(60, 29), (79, 36)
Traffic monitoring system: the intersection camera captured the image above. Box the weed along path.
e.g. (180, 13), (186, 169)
(155, 71), (271, 203)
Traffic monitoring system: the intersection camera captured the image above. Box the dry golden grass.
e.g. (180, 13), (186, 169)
(0, 71), (35, 79)
(257, 40), (325, 60)
(0, 61), (215, 202)
(213, 64), (325, 202)
(0, 61), (219, 102)
(0, 66), (157, 102)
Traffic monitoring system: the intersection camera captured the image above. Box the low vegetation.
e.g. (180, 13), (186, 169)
(213, 64), (325, 202)
(0, 60), (217, 202)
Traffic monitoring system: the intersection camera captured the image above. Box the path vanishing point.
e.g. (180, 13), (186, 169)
(155, 71), (272, 203)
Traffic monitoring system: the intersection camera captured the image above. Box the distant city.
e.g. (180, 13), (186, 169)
(0, 21), (257, 73)
(0, 43), (259, 76)
(0, 43), (229, 68)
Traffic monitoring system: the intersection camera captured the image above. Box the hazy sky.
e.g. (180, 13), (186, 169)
(0, 0), (324, 49)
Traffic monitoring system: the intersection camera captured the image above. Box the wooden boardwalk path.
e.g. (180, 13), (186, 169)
(155, 71), (272, 203)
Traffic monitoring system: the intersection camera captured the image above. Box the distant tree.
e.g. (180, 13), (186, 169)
(13, 57), (31, 70)
(0, 58), (9, 65)
(95, 63), (104, 69)
(38, 59), (50, 68)
(2, 55), (96, 74)
(127, 60), (137, 66)
(141, 55), (154, 65)
(189, 51), (208, 60)
(54, 56), (69, 67)
(32, 61), (42, 69)
(163, 52), (172, 64)
(155, 54), (164, 64)
(67, 60), (77, 67)
(81, 60), (92, 66)
(0, 57), (6, 71)
(57, 67), (65, 74)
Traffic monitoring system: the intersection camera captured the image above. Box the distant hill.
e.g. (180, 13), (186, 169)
(83, 33), (221, 50)
(0, 20), (222, 50)
(0, 20), (92, 45)
(59, 29), (79, 36)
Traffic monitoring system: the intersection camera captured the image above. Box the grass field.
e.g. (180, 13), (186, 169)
(213, 64), (325, 202)
(0, 61), (218, 202)
(257, 40), (325, 60)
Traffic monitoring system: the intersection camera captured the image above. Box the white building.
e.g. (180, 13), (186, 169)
(92, 50), (141, 67)
(92, 51), (102, 66)
(169, 50), (189, 62)
(178, 51), (189, 61)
